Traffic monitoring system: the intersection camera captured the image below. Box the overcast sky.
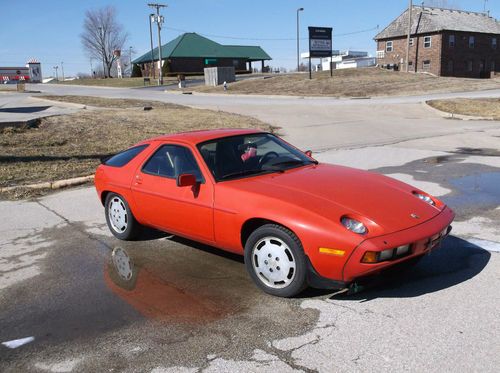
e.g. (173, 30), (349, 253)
(0, 0), (497, 76)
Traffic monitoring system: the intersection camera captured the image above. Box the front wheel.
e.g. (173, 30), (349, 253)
(244, 224), (307, 297)
(105, 193), (140, 240)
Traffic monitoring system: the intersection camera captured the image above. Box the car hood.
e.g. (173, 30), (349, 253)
(230, 164), (442, 234)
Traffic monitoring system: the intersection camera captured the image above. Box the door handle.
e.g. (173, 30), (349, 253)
(135, 175), (143, 185)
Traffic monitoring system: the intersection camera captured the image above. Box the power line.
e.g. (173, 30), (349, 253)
(163, 25), (379, 41)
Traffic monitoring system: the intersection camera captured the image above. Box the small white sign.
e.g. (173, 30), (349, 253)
(310, 39), (332, 51)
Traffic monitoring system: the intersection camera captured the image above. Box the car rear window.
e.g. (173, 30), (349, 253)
(103, 144), (149, 167)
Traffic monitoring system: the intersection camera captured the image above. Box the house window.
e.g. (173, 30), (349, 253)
(448, 60), (454, 73)
(449, 35), (455, 47)
(469, 36), (475, 48)
(386, 41), (393, 52)
(493, 37), (497, 49)
(467, 60), (473, 72)
(424, 36), (432, 48)
(408, 61), (413, 66)
(377, 50), (385, 59)
(423, 60), (431, 70)
(409, 38), (414, 47)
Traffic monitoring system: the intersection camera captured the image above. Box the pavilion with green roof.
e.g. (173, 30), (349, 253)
(133, 32), (272, 76)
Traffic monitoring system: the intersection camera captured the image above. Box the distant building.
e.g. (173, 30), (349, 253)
(133, 33), (271, 76)
(301, 50), (376, 71)
(0, 59), (42, 83)
(374, 6), (500, 78)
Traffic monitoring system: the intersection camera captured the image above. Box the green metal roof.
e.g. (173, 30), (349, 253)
(224, 45), (272, 61)
(133, 33), (271, 64)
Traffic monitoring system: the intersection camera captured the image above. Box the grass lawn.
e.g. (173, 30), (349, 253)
(191, 68), (500, 97)
(427, 98), (500, 119)
(57, 76), (203, 88)
(0, 96), (273, 199)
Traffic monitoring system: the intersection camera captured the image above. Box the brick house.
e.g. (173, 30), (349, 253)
(374, 6), (500, 78)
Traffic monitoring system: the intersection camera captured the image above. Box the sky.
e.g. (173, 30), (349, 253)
(0, 0), (497, 77)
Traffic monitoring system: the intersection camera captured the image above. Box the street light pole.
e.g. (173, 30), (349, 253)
(149, 13), (155, 79)
(61, 61), (64, 82)
(148, 3), (167, 85)
(297, 7), (304, 72)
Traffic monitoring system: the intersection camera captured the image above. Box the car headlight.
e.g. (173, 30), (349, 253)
(413, 192), (435, 206)
(341, 217), (367, 235)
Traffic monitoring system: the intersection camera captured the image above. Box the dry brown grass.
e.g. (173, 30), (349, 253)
(427, 98), (500, 119)
(0, 96), (272, 199)
(192, 68), (500, 97)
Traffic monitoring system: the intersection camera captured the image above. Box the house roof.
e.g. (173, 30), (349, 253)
(133, 33), (271, 64)
(224, 45), (272, 61)
(375, 6), (500, 40)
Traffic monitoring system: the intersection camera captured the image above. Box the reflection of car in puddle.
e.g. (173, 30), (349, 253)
(104, 247), (227, 323)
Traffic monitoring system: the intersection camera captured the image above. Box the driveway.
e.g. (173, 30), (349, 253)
(1, 84), (499, 372)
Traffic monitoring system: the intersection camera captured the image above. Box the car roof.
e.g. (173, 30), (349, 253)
(139, 128), (265, 146)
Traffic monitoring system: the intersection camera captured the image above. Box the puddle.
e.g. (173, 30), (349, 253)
(443, 172), (500, 209)
(0, 223), (318, 364)
(104, 246), (233, 323)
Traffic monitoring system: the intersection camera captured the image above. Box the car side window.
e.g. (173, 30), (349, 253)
(142, 144), (204, 182)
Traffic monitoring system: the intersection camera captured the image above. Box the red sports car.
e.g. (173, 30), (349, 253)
(95, 129), (454, 297)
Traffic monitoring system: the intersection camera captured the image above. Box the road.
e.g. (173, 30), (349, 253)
(1, 84), (499, 372)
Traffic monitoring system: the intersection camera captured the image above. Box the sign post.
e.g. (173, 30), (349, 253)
(308, 26), (333, 79)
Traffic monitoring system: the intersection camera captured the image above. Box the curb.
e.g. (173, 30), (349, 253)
(0, 175), (94, 193)
(424, 101), (495, 121)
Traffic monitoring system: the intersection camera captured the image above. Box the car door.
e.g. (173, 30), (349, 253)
(131, 142), (214, 243)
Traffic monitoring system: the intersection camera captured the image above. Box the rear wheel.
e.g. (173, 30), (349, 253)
(105, 193), (139, 240)
(244, 224), (307, 297)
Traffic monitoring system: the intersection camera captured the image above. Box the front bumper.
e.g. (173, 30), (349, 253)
(342, 206), (455, 282)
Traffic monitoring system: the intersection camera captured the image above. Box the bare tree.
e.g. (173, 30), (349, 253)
(80, 6), (128, 78)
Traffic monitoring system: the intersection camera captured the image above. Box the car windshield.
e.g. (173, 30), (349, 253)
(197, 133), (316, 181)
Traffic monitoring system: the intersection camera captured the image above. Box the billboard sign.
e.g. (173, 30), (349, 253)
(308, 27), (332, 58)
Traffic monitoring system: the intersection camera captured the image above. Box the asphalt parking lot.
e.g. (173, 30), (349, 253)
(1, 85), (499, 372)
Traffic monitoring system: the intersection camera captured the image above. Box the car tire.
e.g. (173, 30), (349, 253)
(244, 224), (307, 297)
(105, 193), (140, 240)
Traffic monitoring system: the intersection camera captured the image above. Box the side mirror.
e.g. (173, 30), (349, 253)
(305, 150), (313, 157)
(176, 173), (197, 187)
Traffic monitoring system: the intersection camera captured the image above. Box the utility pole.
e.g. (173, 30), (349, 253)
(61, 61), (64, 82)
(405, 0), (413, 72)
(149, 13), (155, 79)
(296, 7), (304, 72)
(148, 3), (167, 85)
